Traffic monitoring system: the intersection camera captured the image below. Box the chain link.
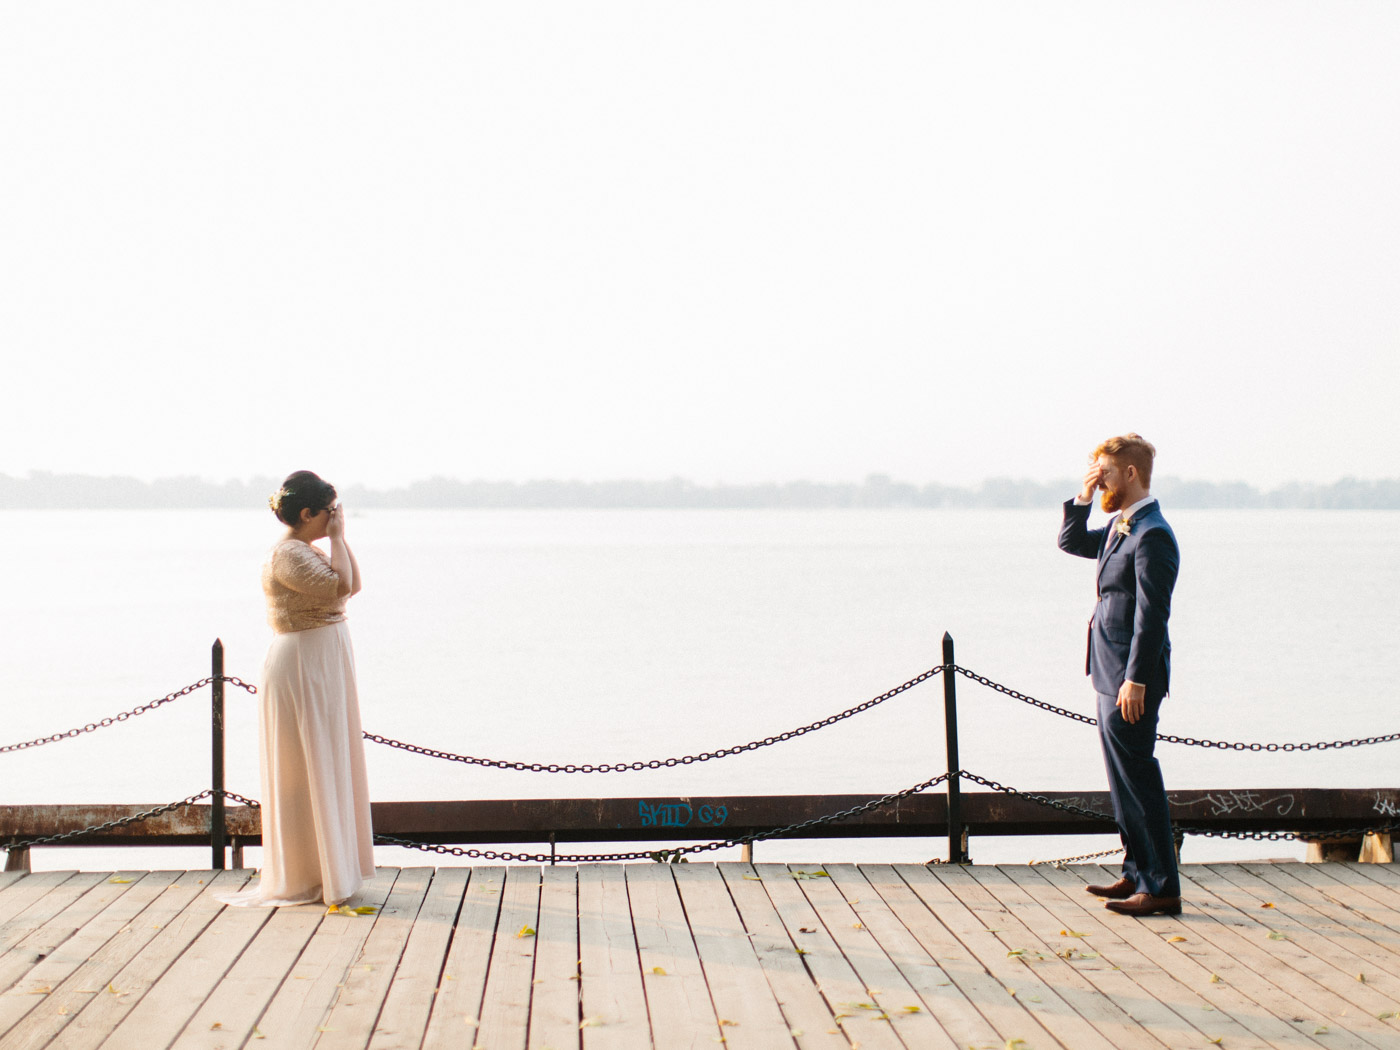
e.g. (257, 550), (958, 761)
(1029, 845), (1124, 867)
(366, 665), (944, 774)
(377, 771), (954, 864)
(0, 676), (258, 756)
(952, 666), (1400, 752)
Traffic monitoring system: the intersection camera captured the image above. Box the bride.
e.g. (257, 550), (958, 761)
(220, 470), (375, 907)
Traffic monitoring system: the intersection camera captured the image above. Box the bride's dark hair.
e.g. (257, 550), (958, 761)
(269, 470), (337, 526)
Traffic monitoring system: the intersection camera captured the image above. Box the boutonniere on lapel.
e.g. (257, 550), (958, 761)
(1115, 517), (1133, 537)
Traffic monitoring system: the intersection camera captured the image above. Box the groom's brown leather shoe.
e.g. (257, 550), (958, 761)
(1104, 893), (1182, 917)
(1085, 877), (1135, 899)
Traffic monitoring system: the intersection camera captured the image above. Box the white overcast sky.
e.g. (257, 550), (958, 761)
(2, 2), (1396, 489)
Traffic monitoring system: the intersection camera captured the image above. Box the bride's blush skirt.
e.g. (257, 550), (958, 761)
(218, 620), (375, 907)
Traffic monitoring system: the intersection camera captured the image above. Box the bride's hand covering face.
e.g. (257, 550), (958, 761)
(327, 503), (345, 540)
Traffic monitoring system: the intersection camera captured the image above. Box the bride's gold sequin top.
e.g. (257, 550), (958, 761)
(263, 539), (348, 634)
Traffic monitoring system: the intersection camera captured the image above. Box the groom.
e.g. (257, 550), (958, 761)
(1058, 433), (1182, 916)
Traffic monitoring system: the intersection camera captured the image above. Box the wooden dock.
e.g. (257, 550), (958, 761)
(2, 861), (1399, 1049)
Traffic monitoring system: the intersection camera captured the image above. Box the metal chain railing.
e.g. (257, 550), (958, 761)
(376, 771), (954, 864)
(952, 665), (1400, 752)
(957, 769), (1400, 845)
(1, 788), (262, 856)
(0, 676), (258, 756)
(365, 664), (944, 774)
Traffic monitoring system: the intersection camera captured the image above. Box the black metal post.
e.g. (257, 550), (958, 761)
(942, 632), (967, 863)
(211, 639), (226, 870)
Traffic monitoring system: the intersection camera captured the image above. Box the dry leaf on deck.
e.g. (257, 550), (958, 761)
(1166, 936), (1186, 943)
(652, 967), (667, 976)
(516, 925), (536, 938)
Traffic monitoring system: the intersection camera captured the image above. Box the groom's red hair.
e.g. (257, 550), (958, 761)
(1094, 433), (1156, 488)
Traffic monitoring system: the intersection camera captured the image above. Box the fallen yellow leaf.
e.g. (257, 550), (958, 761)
(719, 1019), (738, 1026)
(1267, 931), (1287, 941)
(1261, 901), (1275, 908)
(580, 1017), (603, 1028)
(1210, 973), (1222, 983)
(903, 1005), (921, 1013)
(27, 987), (51, 996)
(652, 967), (667, 976)
(516, 925), (536, 938)
(353, 906), (377, 915)
(109, 877), (133, 884)
(1167, 936), (1186, 943)
(851, 922), (864, 930)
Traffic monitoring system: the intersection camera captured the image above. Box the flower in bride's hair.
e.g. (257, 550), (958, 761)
(268, 487), (291, 512)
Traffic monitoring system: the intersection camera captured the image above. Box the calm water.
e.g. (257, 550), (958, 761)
(2, 508), (1397, 870)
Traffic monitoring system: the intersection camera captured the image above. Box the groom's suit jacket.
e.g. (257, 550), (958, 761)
(1059, 498), (1179, 698)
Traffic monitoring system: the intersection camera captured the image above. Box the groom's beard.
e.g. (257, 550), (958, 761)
(1100, 486), (1125, 513)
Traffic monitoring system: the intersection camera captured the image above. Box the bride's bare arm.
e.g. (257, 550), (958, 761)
(345, 541), (362, 596)
(327, 505), (355, 597)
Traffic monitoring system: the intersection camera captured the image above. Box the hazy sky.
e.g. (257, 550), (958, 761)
(3, 2), (1396, 490)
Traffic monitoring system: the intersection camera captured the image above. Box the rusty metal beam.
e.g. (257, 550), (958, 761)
(2, 787), (1397, 849)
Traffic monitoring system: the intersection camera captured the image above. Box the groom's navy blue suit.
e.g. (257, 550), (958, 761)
(1059, 497), (1181, 898)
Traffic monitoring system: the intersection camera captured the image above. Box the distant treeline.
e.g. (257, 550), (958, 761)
(3, 472), (1399, 510)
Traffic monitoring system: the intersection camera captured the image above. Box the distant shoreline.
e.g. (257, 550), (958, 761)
(3, 472), (1398, 510)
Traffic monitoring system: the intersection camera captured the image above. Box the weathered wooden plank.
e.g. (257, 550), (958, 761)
(45, 871), (253, 1050)
(903, 863), (1118, 1050)
(94, 873), (280, 1050)
(795, 864), (959, 1049)
(970, 864), (1258, 1049)
(1243, 862), (1400, 957)
(716, 863), (848, 1050)
(0, 872), (108, 961)
(0, 872), (134, 996)
(527, 865), (581, 1050)
(751, 863), (901, 1050)
(367, 866), (469, 1050)
(1191, 865), (1400, 1003)
(1219, 861), (1400, 975)
(624, 864), (717, 1050)
(1175, 864), (1400, 1043)
(473, 866), (541, 1050)
(0, 870), (181, 1038)
(1006, 863), (1314, 1050)
(1070, 863), (1383, 1050)
(315, 867), (434, 1050)
(923, 864), (1161, 1049)
(0, 871), (225, 1050)
(577, 862), (650, 1048)
(669, 863), (795, 1050)
(420, 866), (503, 1049)
(10, 787), (1397, 847)
(848, 864), (1009, 1048)
(0, 872), (79, 929)
(228, 869), (397, 1050)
